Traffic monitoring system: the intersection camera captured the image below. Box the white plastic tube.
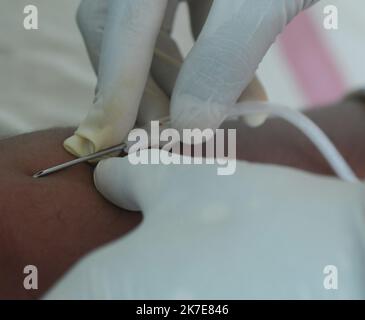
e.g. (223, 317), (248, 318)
(227, 102), (359, 183)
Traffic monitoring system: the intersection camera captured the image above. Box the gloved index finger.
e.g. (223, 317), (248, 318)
(77, 0), (108, 74)
(64, 0), (169, 158)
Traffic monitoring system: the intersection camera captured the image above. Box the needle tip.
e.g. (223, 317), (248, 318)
(33, 171), (45, 179)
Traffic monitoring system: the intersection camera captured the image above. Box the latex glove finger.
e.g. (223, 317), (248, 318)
(145, 16), (266, 128)
(149, 2), (267, 121)
(76, 0), (180, 83)
(187, 0), (268, 128)
(77, 1), (178, 129)
(171, 0), (319, 134)
(77, 0), (108, 74)
(93, 149), (183, 212)
(93, 147), (239, 214)
(123, 2), (181, 126)
(64, 0), (168, 157)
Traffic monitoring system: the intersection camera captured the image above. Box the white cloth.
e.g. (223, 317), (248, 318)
(0, 0), (94, 139)
(45, 149), (365, 299)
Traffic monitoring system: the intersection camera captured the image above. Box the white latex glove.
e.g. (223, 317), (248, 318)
(64, 0), (317, 156)
(45, 149), (365, 299)
(64, 0), (173, 157)
(171, 0), (319, 132)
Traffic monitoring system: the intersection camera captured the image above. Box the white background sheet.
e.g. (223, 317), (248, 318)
(1, 0), (364, 138)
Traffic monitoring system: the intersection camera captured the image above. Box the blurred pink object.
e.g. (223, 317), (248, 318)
(279, 11), (347, 107)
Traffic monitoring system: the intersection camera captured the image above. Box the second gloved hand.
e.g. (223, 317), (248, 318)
(45, 149), (365, 299)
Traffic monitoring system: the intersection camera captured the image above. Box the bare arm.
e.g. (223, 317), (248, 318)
(0, 128), (142, 299)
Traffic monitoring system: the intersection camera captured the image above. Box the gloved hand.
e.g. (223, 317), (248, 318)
(64, 0), (317, 157)
(171, 0), (319, 132)
(45, 149), (365, 299)
(64, 0), (174, 157)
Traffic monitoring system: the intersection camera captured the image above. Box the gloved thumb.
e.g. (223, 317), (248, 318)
(93, 149), (173, 212)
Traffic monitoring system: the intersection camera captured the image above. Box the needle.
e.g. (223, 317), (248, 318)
(33, 117), (171, 179)
(33, 142), (127, 178)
